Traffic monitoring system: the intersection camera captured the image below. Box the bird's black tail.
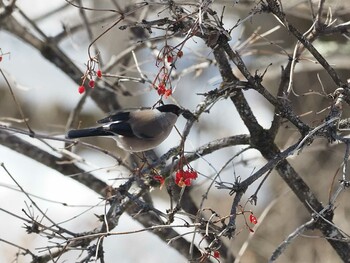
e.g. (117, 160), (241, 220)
(67, 127), (114, 139)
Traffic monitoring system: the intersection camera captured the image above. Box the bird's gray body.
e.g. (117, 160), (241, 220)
(108, 109), (178, 151)
(67, 104), (182, 152)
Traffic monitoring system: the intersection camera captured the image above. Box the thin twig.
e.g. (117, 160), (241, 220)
(269, 219), (315, 262)
(0, 68), (33, 134)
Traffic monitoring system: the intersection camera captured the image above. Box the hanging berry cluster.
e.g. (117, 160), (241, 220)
(175, 168), (198, 187)
(174, 155), (198, 187)
(77, 55), (102, 94)
(153, 44), (184, 98)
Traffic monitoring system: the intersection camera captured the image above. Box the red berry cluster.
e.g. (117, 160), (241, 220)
(153, 44), (184, 98)
(77, 55), (102, 94)
(175, 168), (198, 187)
(173, 151), (198, 187)
(157, 81), (172, 97)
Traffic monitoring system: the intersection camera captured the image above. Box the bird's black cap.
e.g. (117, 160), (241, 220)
(156, 104), (183, 116)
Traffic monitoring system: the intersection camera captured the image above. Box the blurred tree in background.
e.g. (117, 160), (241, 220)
(1, 0), (350, 262)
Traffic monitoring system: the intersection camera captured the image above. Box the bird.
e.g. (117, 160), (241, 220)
(67, 104), (183, 152)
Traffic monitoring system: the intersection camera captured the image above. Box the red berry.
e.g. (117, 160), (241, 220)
(88, 79), (95, 88)
(167, 55), (173, 63)
(189, 170), (198, 179)
(97, 70), (102, 78)
(213, 251), (220, 259)
(164, 89), (172, 98)
(177, 50), (183, 58)
(175, 170), (183, 184)
(78, 85), (85, 94)
(0, 56), (2, 62)
(157, 83), (166, 95)
(184, 178), (191, 186)
(249, 213), (258, 224)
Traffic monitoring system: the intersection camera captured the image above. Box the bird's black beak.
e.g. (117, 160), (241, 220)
(181, 109), (197, 121)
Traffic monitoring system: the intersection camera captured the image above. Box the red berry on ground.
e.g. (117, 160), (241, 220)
(78, 85), (85, 94)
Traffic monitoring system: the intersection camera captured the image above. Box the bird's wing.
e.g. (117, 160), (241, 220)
(107, 122), (135, 137)
(97, 111), (130, 124)
(107, 121), (156, 139)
